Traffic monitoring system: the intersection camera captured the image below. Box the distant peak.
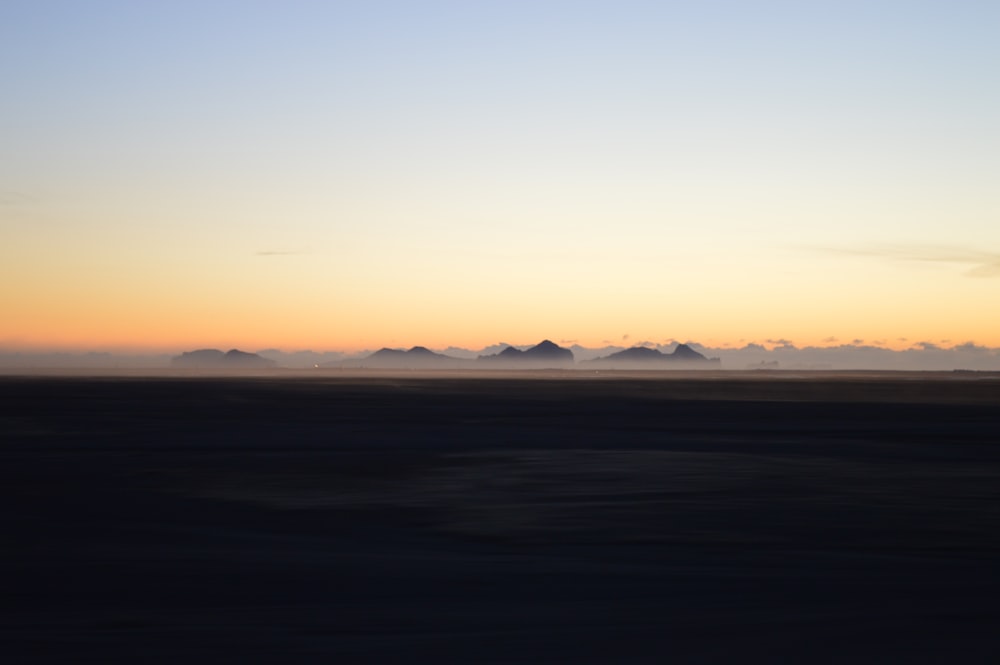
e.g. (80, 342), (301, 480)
(523, 340), (574, 362)
(671, 343), (707, 360)
(172, 347), (274, 368)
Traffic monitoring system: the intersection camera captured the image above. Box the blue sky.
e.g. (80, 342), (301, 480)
(2, 1), (998, 350)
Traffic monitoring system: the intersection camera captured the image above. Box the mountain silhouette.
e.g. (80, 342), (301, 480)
(496, 346), (527, 360)
(479, 340), (575, 367)
(171, 349), (276, 369)
(671, 343), (708, 361)
(584, 344), (721, 369)
(341, 346), (469, 369)
(602, 346), (664, 362)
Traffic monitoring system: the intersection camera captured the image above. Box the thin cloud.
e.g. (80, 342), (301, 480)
(0, 191), (34, 206)
(809, 244), (1000, 278)
(966, 262), (1000, 278)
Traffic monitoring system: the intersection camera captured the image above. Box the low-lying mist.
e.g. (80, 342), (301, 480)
(3, 340), (1000, 372)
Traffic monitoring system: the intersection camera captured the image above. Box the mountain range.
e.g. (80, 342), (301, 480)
(6, 341), (998, 371)
(170, 349), (276, 369)
(338, 346), (468, 369)
(582, 343), (722, 369)
(477, 340), (576, 367)
(169, 340), (718, 370)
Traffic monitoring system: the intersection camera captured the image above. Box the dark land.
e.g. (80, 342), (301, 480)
(3, 371), (1000, 663)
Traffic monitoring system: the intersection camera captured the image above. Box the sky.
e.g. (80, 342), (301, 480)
(2, 1), (998, 353)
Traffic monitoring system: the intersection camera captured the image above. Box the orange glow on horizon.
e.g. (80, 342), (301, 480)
(4, 324), (998, 355)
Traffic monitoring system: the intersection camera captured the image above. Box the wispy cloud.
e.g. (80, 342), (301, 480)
(810, 244), (1000, 278)
(0, 191), (34, 206)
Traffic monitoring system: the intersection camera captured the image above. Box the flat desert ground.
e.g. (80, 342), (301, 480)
(3, 371), (999, 663)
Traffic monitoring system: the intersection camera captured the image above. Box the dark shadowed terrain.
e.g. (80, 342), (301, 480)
(3, 372), (999, 663)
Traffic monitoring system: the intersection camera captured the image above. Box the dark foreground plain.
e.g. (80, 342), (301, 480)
(3, 372), (1000, 663)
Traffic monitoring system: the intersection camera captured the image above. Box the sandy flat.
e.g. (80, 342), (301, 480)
(3, 375), (999, 663)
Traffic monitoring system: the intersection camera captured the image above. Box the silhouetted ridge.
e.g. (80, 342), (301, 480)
(177, 349), (225, 364)
(524, 340), (573, 361)
(606, 346), (664, 361)
(171, 348), (275, 368)
(368, 348), (408, 359)
(584, 344), (721, 369)
(671, 343), (704, 360)
(478, 340), (574, 367)
(342, 346), (469, 369)
(408, 346), (436, 355)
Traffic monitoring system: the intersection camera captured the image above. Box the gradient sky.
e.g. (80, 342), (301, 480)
(3, 0), (998, 352)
